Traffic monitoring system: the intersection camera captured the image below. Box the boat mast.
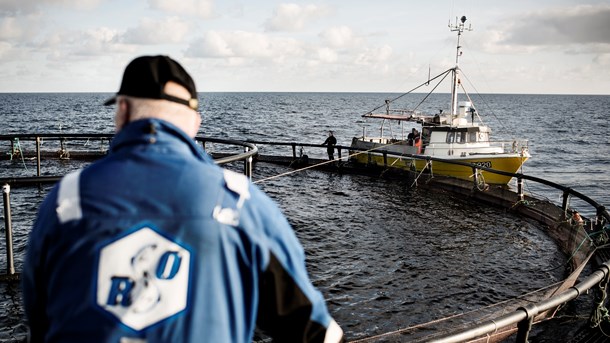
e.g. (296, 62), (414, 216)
(449, 16), (472, 118)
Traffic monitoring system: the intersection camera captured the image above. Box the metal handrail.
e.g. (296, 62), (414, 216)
(0, 133), (259, 179)
(0, 133), (113, 140)
(1, 134), (258, 282)
(197, 137), (258, 165)
(430, 261), (610, 343)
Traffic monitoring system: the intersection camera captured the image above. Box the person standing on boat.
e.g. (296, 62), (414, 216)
(407, 128), (420, 146)
(322, 130), (337, 160)
(22, 55), (343, 343)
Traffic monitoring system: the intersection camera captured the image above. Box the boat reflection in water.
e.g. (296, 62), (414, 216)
(350, 16), (530, 185)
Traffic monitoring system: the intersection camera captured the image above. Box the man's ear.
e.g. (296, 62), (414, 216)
(115, 98), (130, 132)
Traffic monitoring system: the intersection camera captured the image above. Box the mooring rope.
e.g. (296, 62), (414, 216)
(253, 157), (340, 184)
(590, 270), (610, 338)
(544, 228), (595, 273)
(253, 140), (414, 185)
(409, 160), (431, 188)
(12, 138), (29, 172)
(379, 151), (411, 178)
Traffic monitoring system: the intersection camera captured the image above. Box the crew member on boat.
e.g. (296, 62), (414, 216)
(407, 128), (420, 146)
(322, 131), (337, 160)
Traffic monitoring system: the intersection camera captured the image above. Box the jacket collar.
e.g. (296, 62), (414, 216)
(110, 118), (210, 162)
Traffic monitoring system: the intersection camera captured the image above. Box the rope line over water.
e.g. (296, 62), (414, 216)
(252, 140), (410, 185)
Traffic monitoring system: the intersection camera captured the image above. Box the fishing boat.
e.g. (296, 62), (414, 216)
(349, 16), (530, 185)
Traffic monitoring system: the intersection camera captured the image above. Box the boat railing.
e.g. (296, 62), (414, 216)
(357, 131), (529, 155)
(493, 139), (529, 153)
(356, 137), (406, 145)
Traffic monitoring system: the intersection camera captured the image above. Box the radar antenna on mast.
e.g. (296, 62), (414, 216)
(448, 16), (473, 118)
(448, 16), (473, 65)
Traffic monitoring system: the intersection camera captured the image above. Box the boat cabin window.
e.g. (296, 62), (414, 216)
(446, 131), (468, 144)
(455, 131), (467, 143)
(469, 132), (478, 142)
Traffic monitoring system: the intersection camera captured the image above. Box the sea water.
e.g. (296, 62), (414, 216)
(0, 92), (609, 341)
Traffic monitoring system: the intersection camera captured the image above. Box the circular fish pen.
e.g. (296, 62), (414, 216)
(1, 133), (609, 342)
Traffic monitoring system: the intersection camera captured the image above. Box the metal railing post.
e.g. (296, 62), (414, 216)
(596, 206), (607, 231)
(515, 315), (533, 343)
(36, 136), (41, 177)
(472, 166), (478, 188)
(562, 190), (571, 219)
(517, 177), (524, 201)
(291, 143), (296, 159)
(2, 184), (15, 275)
(244, 147), (252, 180)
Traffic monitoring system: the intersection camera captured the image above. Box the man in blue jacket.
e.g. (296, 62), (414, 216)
(22, 55), (343, 343)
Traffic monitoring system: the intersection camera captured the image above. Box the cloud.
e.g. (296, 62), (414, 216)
(0, 41), (14, 59)
(1, 0), (102, 15)
(594, 53), (610, 66)
(148, 0), (213, 19)
(316, 47), (338, 63)
(0, 13), (43, 42)
(185, 27), (402, 84)
(186, 30), (304, 61)
(355, 45), (393, 65)
(265, 3), (330, 32)
(319, 26), (362, 48)
(46, 0), (103, 9)
(501, 5), (610, 46)
(0, 0), (36, 15)
(122, 17), (191, 45)
(36, 27), (133, 60)
(187, 31), (232, 58)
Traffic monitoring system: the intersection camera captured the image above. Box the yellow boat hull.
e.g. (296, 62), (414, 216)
(350, 152), (528, 185)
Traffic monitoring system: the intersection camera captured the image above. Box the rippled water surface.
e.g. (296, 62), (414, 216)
(1, 92), (609, 341)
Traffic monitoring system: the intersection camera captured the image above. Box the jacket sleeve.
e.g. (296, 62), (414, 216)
(257, 252), (343, 343)
(252, 188), (343, 343)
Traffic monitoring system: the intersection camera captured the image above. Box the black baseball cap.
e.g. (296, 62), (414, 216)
(104, 55), (198, 110)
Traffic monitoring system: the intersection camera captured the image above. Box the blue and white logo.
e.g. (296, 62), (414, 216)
(97, 226), (191, 331)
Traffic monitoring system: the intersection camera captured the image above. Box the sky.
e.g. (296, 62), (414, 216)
(1, 0), (609, 94)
